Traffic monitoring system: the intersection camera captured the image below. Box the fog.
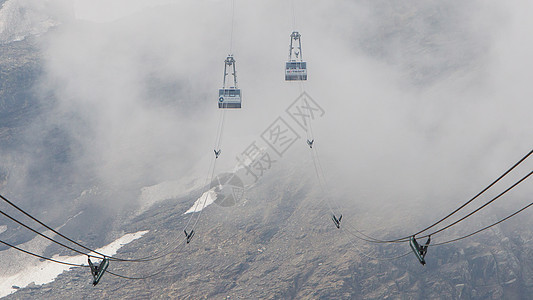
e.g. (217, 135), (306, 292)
(3, 0), (532, 229)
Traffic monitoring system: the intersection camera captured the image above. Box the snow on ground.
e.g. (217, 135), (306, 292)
(0, 211), (83, 279)
(138, 178), (202, 214)
(139, 148), (252, 215)
(0, 230), (147, 298)
(184, 189), (217, 214)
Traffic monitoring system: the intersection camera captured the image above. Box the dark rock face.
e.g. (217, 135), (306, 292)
(0, 38), (47, 250)
(0, 40), (115, 257)
(0, 38), (41, 143)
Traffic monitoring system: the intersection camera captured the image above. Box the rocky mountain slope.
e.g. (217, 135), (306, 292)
(3, 164), (533, 299)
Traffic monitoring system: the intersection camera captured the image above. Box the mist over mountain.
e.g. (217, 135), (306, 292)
(0, 0), (532, 298)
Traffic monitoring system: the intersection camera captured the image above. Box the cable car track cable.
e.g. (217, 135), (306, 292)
(0, 193), (189, 263)
(184, 0), (238, 236)
(183, 108), (227, 236)
(0, 238), (87, 268)
(329, 149), (532, 244)
(402, 149), (533, 241)
(430, 199), (533, 247)
(419, 170), (532, 240)
(341, 169), (532, 244)
(0, 237), (186, 280)
(105, 239), (188, 280)
(0, 208), (105, 260)
(0, 194), (143, 262)
(284, 0), (531, 260)
(341, 227), (412, 261)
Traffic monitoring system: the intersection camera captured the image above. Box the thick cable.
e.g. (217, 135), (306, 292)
(341, 227), (411, 261)
(431, 200), (533, 247)
(0, 194), (119, 260)
(183, 110), (226, 234)
(0, 194), (186, 263)
(0, 238), (87, 268)
(0, 208), (103, 259)
(107, 239), (187, 280)
(181, 113), (223, 231)
(343, 169), (532, 244)
(405, 149), (533, 240)
(1, 236), (183, 281)
(420, 170), (532, 240)
(189, 151), (221, 231)
(331, 149), (533, 244)
(182, 156), (217, 229)
(184, 0), (238, 235)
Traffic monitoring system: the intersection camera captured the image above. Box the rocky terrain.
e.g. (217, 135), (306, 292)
(1, 1), (532, 299)
(2, 164), (533, 299)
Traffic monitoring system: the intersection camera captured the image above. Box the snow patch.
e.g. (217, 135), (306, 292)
(138, 178), (201, 214)
(184, 189), (217, 214)
(0, 230), (147, 298)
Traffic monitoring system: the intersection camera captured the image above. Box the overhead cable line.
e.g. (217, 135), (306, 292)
(404, 149), (533, 241)
(0, 194), (123, 261)
(183, 0), (239, 239)
(0, 208), (104, 260)
(106, 239), (187, 280)
(431, 199), (533, 246)
(343, 168), (532, 244)
(420, 170), (532, 240)
(0, 236), (185, 281)
(339, 149), (532, 244)
(0, 193), (186, 263)
(0, 238), (87, 268)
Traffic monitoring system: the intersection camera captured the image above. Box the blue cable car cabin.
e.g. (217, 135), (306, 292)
(285, 61), (307, 81)
(218, 88), (241, 108)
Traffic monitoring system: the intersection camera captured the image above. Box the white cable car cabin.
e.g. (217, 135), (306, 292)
(286, 61), (307, 81)
(218, 88), (241, 108)
(285, 31), (307, 81)
(219, 55), (241, 109)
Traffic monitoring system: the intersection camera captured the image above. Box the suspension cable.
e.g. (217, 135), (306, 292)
(342, 169), (532, 244)
(0, 238), (87, 268)
(341, 227), (412, 261)
(1, 235), (185, 280)
(190, 113), (227, 230)
(0, 194), (124, 261)
(0, 193), (187, 263)
(334, 149), (533, 244)
(404, 149), (533, 240)
(182, 111), (226, 236)
(106, 239), (187, 280)
(432, 200), (533, 247)
(184, 0), (238, 235)
(0, 208), (103, 259)
(420, 170), (532, 239)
